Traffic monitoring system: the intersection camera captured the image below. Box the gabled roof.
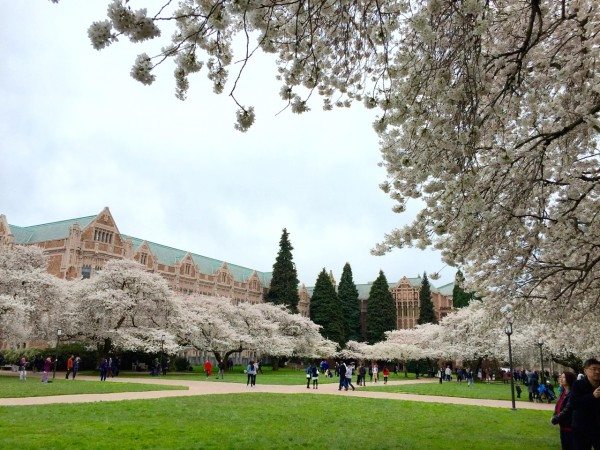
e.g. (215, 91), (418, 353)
(124, 235), (272, 285)
(7, 212), (272, 286)
(437, 282), (454, 296)
(9, 216), (96, 244)
(306, 279), (454, 299)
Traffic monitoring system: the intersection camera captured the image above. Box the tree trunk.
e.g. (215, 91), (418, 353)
(271, 356), (281, 371)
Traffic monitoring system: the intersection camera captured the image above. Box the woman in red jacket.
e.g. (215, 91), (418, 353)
(551, 371), (576, 450)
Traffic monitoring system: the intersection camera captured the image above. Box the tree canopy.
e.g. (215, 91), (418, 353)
(417, 273), (436, 325)
(338, 262), (361, 343)
(309, 268), (344, 346)
(451, 270), (472, 309)
(365, 270), (396, 344)
(48, 0), (600, 360)
(266, 228), (300, 313)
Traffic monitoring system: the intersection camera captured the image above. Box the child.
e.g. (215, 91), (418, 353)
(383, 366), (390, 384)
(515, 384), (522, 398)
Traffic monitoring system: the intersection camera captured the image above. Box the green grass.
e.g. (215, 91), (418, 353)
(96, 367), (417, 385)
(0, 393), (558, 449)
(363, 380), (535, 402)
(0, 376), (187, 398)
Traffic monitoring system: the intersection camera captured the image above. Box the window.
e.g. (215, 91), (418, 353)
(82, 265), (91, 279)
(94, 228), (113, 244)
(185, 264), (191, 275)
(140, 253), (147, 265)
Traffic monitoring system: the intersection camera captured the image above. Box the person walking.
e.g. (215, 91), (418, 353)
(72, 355), (80, 379)
(311, 364), (319, 389)
(551, 371), (576, 450)
(65, 355), (74, 379)
(338, 361), (347, 391)
(372, 363), (379, 383)
(345, 363), (356, 391)
(18, 355), (28, 381)
(568, 358), (600, 450)
(203, 359), (213, 378)
(466, 369), (474, 387)
(359, 364), (367, 386)
(306, 363), (313, 389)
(217, 359), (225, 379)
(383, 366), (390, 384)
(41, 357), (52, 383)
(99, 357), (108, 381)
(246, 361), (256, 387)
(445, 365), (452, 382)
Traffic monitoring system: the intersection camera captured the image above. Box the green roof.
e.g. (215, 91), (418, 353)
(9, 216), (96, 244)
(437, 282), (454, 296)
(8, 214), (271, 286)
(124, 235), (272, 285)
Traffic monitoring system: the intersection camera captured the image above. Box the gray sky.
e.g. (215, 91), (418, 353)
(0, 2), (454, 287)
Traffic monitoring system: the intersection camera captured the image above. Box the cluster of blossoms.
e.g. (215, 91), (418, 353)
(0, 244), (335, 358)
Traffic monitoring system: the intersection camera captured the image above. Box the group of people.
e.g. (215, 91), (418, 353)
(551, 358), (600, 450)
(98, 356), (120, 381)
(17, 354), (81, 383)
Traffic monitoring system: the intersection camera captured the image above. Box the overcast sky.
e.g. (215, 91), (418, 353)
(0, 2), (454, 287)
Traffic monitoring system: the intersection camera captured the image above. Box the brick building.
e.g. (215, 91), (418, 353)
(0, 207), (314, 314)
(1, 208), (450, 330)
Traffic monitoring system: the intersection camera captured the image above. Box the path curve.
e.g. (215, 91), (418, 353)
(0, 374), (554, 411)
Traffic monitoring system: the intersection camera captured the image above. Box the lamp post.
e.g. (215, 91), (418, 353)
(537, 339), (545, 384)
(52, 329), (62, 379)
(160, 335), (165, 376)
(504, 322), (517, 410)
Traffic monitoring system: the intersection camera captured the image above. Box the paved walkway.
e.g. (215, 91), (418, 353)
(0, 374), (553, 411)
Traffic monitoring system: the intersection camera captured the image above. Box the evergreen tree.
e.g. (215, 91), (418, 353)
(266, 228), (300, 313)
(338, 262), (361, 343)
(418, 272), (437, 324)
(366, 270), (397, 344)
(452, 270), (473, 308)
(309, 269), (345, 346)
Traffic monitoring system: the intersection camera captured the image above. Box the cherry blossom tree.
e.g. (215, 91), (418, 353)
(0, 244), (68, 345)
(65, 259), (178, 354)
(51, 0), (599, 349)
(172, 294), (336, 364)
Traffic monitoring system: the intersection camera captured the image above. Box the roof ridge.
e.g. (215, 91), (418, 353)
(15, 215), (97, 229)
(122, 234), (270, 275)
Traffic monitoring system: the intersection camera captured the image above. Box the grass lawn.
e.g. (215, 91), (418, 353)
(363, 380), (536, 402)
(92, 367), (418, 385)
(0, 376), (187, 398)
(0, 393), (558, 449)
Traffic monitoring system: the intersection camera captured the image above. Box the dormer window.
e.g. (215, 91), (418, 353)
(140, 253), (147, 265)
(94, 228), (113, 244)
(185, 263), (191, 275)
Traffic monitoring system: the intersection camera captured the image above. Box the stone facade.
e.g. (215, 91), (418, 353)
(391, 276), (453, 329)
(2, 209), (452, 329)
(1, 208), (271, 305)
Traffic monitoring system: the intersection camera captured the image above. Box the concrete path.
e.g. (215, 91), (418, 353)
(0, 374), (554, 411)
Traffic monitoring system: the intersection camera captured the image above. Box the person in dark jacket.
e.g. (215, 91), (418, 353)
(568, 358), (600, 450)
(552, 371), (577, 450)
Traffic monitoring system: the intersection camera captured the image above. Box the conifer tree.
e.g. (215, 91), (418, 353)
(266, 228), (300, 313)
(452, 270), (473, 309)
(338, 262), (360, 343)
(309, 269), (345, 346)
(366, 270), (397, 344)
(418, 272), (437, 324)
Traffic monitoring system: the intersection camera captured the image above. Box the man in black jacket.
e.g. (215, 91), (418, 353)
(569, 358), (600, 449)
